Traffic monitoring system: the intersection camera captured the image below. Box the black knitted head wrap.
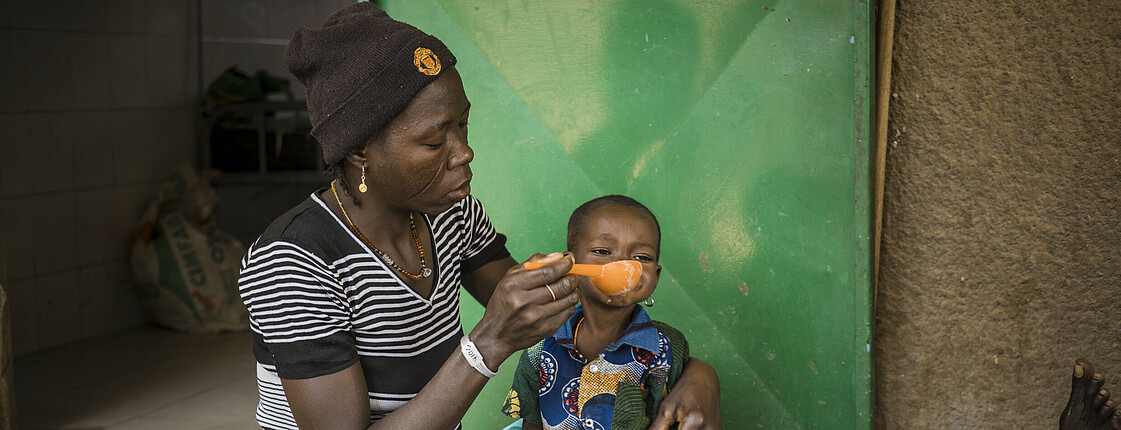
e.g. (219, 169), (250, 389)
(284, 2), (457, 166)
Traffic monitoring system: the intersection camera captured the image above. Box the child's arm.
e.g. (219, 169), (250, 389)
(502, 342), (544, 428)
(651, 358), (721, 430)
(650, 321), (721, 430)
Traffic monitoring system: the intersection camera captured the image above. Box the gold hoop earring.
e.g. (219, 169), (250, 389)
(358, 163), (368, 193)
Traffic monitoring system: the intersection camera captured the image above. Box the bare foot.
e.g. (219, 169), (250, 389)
(1060, 359), (1121, 430)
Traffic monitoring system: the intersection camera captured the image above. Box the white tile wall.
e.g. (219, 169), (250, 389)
(1, 0), (353, 358)
(76, 188), (119, 266)
(72, 112), (118, 189)
(31, 192), (79, 274)
(36, 269), (82, 350)
(274, 2), (346, 38)
(22, 32), (72, 111)
(198, 0), (354, 105)
(6, 279), (36, 356)
(114, 184), (155, 243)
(69, 33), (115, 111)
(0, 2), (19, 29)
(203, 2), (271, 38)
(80, 261), (141, 338)
(79, 263), (121, 331)
(104, 0), (148, 34)
(145, 0), (190, 36)
(112, 109), (193, 185)
(0, 114), (34, 198)
(201, 42), (293, 99)
(112, 110), (158, 185)
(107, 35), (150, 108)
(0, 29), (24, 111)
(1, 0), (200, 356)
(0, 197), (34, 281)
(20, 1), (78, 32)
(146, 37), (190, 107)
(28, 113), (78, 194)
(202, 0), (349, 39)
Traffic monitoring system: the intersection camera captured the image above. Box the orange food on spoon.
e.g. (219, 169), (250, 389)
(523, 260), (643, 294)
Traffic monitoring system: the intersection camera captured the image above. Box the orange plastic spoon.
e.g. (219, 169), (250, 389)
(523, 260), (643, 295)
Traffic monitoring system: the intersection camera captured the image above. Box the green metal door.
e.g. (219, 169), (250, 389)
(379, 1), (874, 427)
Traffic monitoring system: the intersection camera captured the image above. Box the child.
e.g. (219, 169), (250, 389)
(503, 195), (689, 430)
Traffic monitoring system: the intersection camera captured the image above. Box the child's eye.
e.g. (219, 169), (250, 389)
(591, 248), (611, 255)
(634, 255), (655, 262)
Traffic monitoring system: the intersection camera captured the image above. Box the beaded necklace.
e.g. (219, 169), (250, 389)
(330, 181), (432, 280)
(573, 317), (586, 357)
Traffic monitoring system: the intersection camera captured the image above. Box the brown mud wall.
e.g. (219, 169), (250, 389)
(875, 1), (1121, 427)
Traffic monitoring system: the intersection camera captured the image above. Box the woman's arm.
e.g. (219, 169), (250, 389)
(282, 253), (580, 429)
(462, 256), (517, 305)
(283, 345), (494, 429)
(649, 358), (722, 430)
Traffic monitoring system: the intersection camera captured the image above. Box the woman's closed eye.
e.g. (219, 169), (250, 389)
(425, 134), (452, 148)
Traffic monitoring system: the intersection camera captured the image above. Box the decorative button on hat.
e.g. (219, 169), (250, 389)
(413, 47), (442, 76)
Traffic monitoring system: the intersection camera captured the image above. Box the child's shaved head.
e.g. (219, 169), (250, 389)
(566, 195), (661, 259)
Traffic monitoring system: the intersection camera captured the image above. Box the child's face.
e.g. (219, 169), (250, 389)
(570, 205), (661, 307)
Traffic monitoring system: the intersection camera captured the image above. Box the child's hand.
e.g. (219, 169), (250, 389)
(650, 358), (722, 430)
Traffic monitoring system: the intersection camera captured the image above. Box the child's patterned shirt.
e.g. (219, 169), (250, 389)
(503, 305), (688, 430)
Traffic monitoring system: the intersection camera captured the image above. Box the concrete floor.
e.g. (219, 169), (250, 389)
(14, 326), (258, 430)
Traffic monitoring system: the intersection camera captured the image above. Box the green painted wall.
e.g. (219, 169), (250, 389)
(378, 1), (873, 428)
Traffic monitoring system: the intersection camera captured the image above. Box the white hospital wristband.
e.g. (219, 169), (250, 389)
(460, 335), (498, 378)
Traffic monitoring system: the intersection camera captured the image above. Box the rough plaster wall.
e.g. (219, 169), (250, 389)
(875, 1), (1121, 428)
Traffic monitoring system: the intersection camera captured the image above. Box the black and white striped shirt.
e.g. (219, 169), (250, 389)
(239, 191), (509, 429)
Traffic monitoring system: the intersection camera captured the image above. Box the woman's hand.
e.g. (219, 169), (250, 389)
(469, 252), (580, 368)
(650, 358), (722, 430)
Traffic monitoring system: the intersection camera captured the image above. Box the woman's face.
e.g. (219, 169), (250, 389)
(570, 206), (662, 307)
(362, 67), (473, 214)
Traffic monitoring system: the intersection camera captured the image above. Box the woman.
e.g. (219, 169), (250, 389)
(238, 3), (720, 429)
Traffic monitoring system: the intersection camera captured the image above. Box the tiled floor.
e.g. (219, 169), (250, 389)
(14, 326), (259, 430)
